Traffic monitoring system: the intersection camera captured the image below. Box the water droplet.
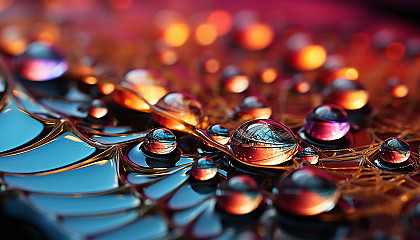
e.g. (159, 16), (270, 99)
(14, 41), (68, 81)
(230, 119), (298, 165)
(191, 157), (217, 181)
(235, 95), (272, 119)
(216, 175), (263, 215)
(387, 76), (408, 98)
(88, 99), (107, 118)
(206, 124), (230, 145)
(142, 128), (177, 155)
(379, 137), (410, 164)
(153, 92), (203, 131)
(276, 167), (340, 216)
(222, 65), (249, 93)
(113, 69), (167, 112)
(324, 78), (369, 110)
(304, 104), (350, 141)
(301, 147), (319, 164)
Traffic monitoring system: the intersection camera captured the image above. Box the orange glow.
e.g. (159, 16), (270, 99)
(390, 84), (408, 98)
(205, 58), (220, 73)
(294, 45), (327, 71)
(207, 10), (232, 36)
(195, 23), (217, 46)
(225, 75), (250, 93)
(336, 68), (359, 80)
(0, 25), (27, 55)
(109, 0), (132, 10)
(328, 90), (369, 110)
(351, 32), (371, 51)
(294, 81), (310, 94)
(163, 23), (189, 47)
(33, 22), (60, 43)
(260, 67), (277, 83)
(113, 84), (167, 112)
(159, 49), (178, 65)
(98, 82), (115, 95)
(386, 42), (405, 61)
(241, 23), (274, 50)
(82, 76), (97, 85)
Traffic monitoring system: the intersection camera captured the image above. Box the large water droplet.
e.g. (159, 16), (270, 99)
(216, 175), (263, 215)
(276, 167), (340, 216)
(14, 41), (68, 81)
(142, 127), (177, 155)
(191, 157), (217, 181)
(113, 69), (167, 112)
(229, 119), (298, 165)
(235, 95), (272, 119)
(153, 92), (203, 131)
(379, 137), (411, 164)
(304, 104), (350, 141)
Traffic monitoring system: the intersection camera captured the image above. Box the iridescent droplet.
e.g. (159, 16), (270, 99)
(301, 147), (319, 164)
(206, 124), (230, 145)
(153, 92), (203, 131)
(235, 96), (272, 119)
(113, 69), (167, 112)
(142, 128), (177, 155)
(14, 41), (68, 81)
(88, 99), (108, 118)
(276, 167), (340, 216)
(216, 175), (263, 215)
(191, 157), (217, 181)
(379, 137), (411, 164)
(229, 119), (298, 165)
(304, 104), (350, 141)
(324, 78), (369, 110)
(222, 65), (249, 93)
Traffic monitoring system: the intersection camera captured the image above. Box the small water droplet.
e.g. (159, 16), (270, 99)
(142, 128), (177, 155)
(222, 65), (249, 93)
(216, 175), (263, 215)
(325, 78), (369, 110)
(276, 167), (340, 216)
(88, 99), (107, 118)
(191, 157), (217, 181)
(235, 95), (272, 119)
(301, 147), (319, 164)
(304, 104), (350, 141)
(230, 119), (298, 165)
(379, 137), (410, 164)
(206, 124), (230, 145)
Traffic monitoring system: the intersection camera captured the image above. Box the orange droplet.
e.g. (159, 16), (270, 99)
(293, 45), (327, 71)
(163, 23), (189, 47)
(204, 58), (220, 73)
(390, 84), (408, 98)
(336, 67), (359, 80)
(82, 76), (97, 85)
(159, 49), (178, 65)
(207, 10), (232, 36)
(225, 75), (250, 93)
(195, 23), (217, 46)
(260, 67), (277, 83)
(386, 42), (405, 61)
(98, 82), (115, 95)
(240, 23), (274, 51)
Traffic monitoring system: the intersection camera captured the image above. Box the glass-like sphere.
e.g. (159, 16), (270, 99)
(88, 99), (108, 118)
(216, 175), (263, 215)
(324, 78), (369, 110)
(229, 119), (298, 165)
(113, 69), (167, 112)
(142, 128), (177, 155)
(276, 167), (340, 216)
(14, 41), (68, 81)
(379, 137), (411, 164)
(304, 104), (350, 141)
(235, 96), (272, 119)
(206, 124), (230, 145)
(153, 92), (203, 131)
(191, 157), (217, 181)
(301, 147), (319, 164)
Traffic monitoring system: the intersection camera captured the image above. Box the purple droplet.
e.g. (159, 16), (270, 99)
(304, 104), (350, 141)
